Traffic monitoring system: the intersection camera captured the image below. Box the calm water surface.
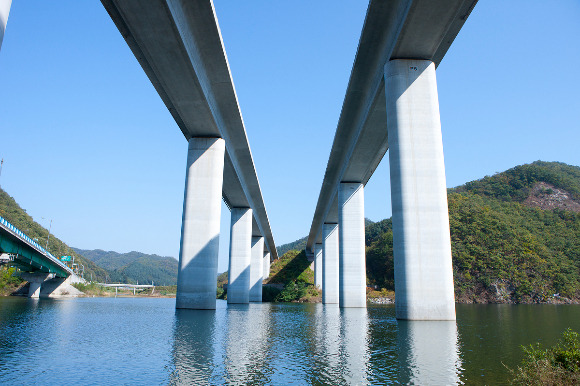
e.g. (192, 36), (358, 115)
(0, 297), (578, 385)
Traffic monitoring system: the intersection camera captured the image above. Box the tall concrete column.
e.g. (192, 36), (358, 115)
(384, 59), (455, 320)
(176, 138), (225, 310)
(338, 183), (366, 308)
(0, 0), (12, 52)
(322, 223), (339, 304)
(227, 207), (252, 304)
(314, 243), (323, 289)
(262, 252), (270, 281)
(249, 236), (264, 302)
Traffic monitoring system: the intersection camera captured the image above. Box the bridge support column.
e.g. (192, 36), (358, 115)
(262, 252), (270, 281)
(384, 59), (455, 320)
(322, 223), (339, 304)
(0, 0), (12, 52)
(314, 243), (323, 289)
(176, 137), (225, 310)
(20, 272), (54, 298)
(249, 236), (264, 302)
(338, 183), (366, 308)
(227, 208), (252, 304)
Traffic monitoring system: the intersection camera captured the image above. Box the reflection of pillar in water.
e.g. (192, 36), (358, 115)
(171, 310), (217, 384)
(397, 321), (462, 384)
(224, 303), (271, 384)
(340, 308), (370, 384)
(321, 305), (341, 377)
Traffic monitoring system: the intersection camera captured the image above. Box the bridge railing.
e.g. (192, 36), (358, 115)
(0, 215), (72, 273)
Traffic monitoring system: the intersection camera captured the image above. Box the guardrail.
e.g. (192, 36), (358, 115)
(0, 215), (72, 274)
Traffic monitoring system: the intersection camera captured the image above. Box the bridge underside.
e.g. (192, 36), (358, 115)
(308, 0), (478, 320)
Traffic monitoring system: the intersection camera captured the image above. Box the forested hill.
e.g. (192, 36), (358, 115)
(365, 161), (580, 303)
(73, 248), (178, 286)
(0, 188), (109, 282)
(278, 161), (580, 304)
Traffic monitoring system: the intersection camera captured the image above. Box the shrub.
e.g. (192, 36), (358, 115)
(510, 328), (580, 385)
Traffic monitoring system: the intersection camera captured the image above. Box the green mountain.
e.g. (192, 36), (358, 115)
(0, 188), (109, 282)
(73, 248), (178, 286)
(366, 161), (580, 303)
(275, 161), (580, 304)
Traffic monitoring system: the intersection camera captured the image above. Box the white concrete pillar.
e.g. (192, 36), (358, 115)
(0, 0), (12, 52)
(262, 252), (270, 281)
(385, 59), (455, 320)
(227, 207), (252, 304)
(249, 236), (264, 302)
(338, 183), (366, 308)
(176, 137), (225, 310)
(322, 223), (339, 304)
(314, 243), (323, 289)
(28, 281), (41, 298)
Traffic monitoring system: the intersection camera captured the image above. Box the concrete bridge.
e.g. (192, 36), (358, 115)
(2, 0), (478, 318)
(0, 215), (82, 297)
(307, 0), (477, 320)
(1, 0), (275, 308)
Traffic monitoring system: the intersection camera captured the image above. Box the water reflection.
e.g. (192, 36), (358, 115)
(397, 320), (463, 385)
(170, 308), (218, 384)
(223, 303), (272, 384)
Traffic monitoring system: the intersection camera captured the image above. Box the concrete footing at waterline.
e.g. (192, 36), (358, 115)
(15, 273), (84, 298)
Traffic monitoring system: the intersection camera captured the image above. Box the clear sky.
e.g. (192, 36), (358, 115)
(1, 1), (579, 273)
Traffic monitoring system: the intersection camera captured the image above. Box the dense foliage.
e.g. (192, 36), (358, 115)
(265, 250), (319, 302)
(363, 161), (580, 303)
(510, 328), (580, 385)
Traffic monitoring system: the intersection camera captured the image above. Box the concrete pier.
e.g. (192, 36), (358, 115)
(227, 208), (252, 304)
(322, 223), (339, 304)
(249, 236), (264, 302)
(385, 59), (455, 320)
(0, 0), (11, 51)
(314, 243), (323, 289)
(20, 272), (54, 298)
(176, 138), (225, 310)
(263, 252), (270, 281)
(338, 183), (366, 308)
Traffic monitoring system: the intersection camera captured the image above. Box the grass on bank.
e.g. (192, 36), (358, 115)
(71, 282), (177, 297)
(510, 328), (580, 385)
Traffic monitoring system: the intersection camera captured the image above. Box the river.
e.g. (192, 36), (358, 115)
(0, 297), (578, 385)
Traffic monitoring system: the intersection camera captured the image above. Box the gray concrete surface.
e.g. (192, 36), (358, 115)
(176, 138), (225, 310)
(227, 207), (252, 304)
(20, 272), (54, 298)
(0, 0), (11, 51)
(322, 223), (339, 304)
(101, 0), (277, 260)
(249, 236), (264, 302)
(314, 243), (323, 289)
(338, 183), (366, 308)
(262, 252), (270, 281)
(385, 59), (455, 320)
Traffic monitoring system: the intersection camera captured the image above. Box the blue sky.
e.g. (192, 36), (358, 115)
(1, 1), (579, 273)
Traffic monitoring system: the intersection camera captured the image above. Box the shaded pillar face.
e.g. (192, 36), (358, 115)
(0, 0), (12, 51)
(314, 243), (323, 289)
(262, 252), (270, 281)
(249, 236), (264, 302)
(384, 59), (455, 320)
(176, 137), (225, 310)
(227, 207), (252, 304)
(338, 183), (366, 308)
(28, 281), (41, 298)
(322, 223), (339, 304)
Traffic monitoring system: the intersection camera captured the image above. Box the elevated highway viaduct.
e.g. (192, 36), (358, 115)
(307, 0), (478, 320)
(0, 0), (276, 308)
(100, 0), (278, 309)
